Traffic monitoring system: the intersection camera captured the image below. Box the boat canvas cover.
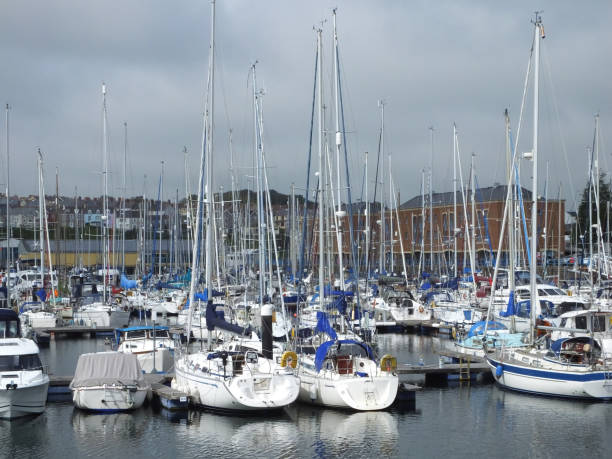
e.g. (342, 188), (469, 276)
(70, 352), (147, 388)
(314, 339), (376, 372)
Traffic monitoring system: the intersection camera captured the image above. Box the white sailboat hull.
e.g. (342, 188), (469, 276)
(173, 357), (300, 412)
(487, 356), (612, 400)
(298, 372), (398, 410)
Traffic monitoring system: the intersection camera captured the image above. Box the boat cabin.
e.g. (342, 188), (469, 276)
(0, 309), (21, 338)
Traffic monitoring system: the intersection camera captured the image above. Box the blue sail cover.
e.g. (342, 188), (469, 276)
(466, 320), (507, 338)
(315, 311), (338, 340)
(36, 288), (47, 302)
(205, 301), (251, 336)
(438, 277), (459, 290)
(314, 339), (376, 372)
(120, 274), (138, 289)
(331, 295), (347, 315)
(499, 291), (516, 317)
(420, 281), (432, 290)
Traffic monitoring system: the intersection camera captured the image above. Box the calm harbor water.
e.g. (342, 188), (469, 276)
(2, 332), (611, 458)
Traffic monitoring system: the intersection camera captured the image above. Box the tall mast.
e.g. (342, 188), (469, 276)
(595, 114), (600, 233)
(365, 151), (369, 278)
(471, 153), (476, 274)
(389, 153), (394, 273)
(5, 104), (10, 307)
(55, 167), (60, 290)
(505, 111), (515, 295)
(38, 150), (44, 289)
(378, 100), (385, 274)
(419, 169), (425, 276)
(543, 161), (549, 275)
(453, 124), (457, 278)
(74, 187), (80, 271)
(205, 0), (215, 293)
(102, 83), (109, 304)
(290, 183), (297, 279)
(229, 130), (238, 274)
(529, 13), (543, 345)
(187, 0), (215, 341)
(159, 160), (164, 276)
(252, 64), (265, 308)
(429, 126), (434, 272)
(333, 8), (345, 290)
(317, 27), (324, 309)
(122, 121), (127, 274)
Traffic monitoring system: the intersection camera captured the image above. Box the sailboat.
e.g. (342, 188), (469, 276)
(19, 150), (58, 335)
(296, 14), (398, 411)
(172, 1), (300, 412)
(73, 84), (130, 330)
(486, 14), (612, 400)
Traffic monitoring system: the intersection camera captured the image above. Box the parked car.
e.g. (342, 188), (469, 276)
(562, 256), (576, 266)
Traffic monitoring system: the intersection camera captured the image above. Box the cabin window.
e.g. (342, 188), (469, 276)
(127, 330), (146, 339)
(592, 316), (606, 333)
(0, 354), (42, 371)
(575, 316), (587, 330)
(0, 320), (19, 338)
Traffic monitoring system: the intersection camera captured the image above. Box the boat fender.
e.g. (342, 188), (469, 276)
(451, 327), (457, 340)
(418, 305), (424, 313)
(280, 351), (298, 369)
(495, 364), (503, 378)
(380, 354), (397, 372)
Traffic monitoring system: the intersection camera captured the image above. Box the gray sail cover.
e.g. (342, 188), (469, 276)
(70, 352), (148, 388)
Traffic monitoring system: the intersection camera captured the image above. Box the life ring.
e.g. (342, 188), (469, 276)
(380, 354), (397, 372)
(536, 319), (552, 337)
(418, 305), (424, 313)
(280, 351), (298, 369)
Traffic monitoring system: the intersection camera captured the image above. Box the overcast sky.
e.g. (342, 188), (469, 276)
(1, 0), (610, 211)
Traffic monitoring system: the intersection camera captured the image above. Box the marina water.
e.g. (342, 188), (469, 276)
(2, 332), (610, 458)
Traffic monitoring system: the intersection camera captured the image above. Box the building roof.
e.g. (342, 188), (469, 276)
(398, 184), (559, 210)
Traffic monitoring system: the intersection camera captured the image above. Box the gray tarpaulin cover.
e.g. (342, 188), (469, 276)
(70, 352), (148, 388)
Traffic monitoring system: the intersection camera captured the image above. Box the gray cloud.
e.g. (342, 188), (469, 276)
(1, 0), (610, 211)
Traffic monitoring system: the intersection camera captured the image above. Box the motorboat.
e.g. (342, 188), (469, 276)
(115, 325), (175, 373)
(70, 351), (150, 411)
(0, 309), (49, 419)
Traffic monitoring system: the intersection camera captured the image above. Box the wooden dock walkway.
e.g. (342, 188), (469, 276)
(397, 362), (492, 384)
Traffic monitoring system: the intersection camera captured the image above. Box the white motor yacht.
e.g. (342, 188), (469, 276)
(0, 309), (49, 419)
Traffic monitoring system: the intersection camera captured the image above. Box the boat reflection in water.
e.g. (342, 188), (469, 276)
(286, 404), (399, 457)
(492, 387), (611, 452)
(0, 410), (50, 453)
(71, 409), (149, 455)
(179, 410), (299, 457)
